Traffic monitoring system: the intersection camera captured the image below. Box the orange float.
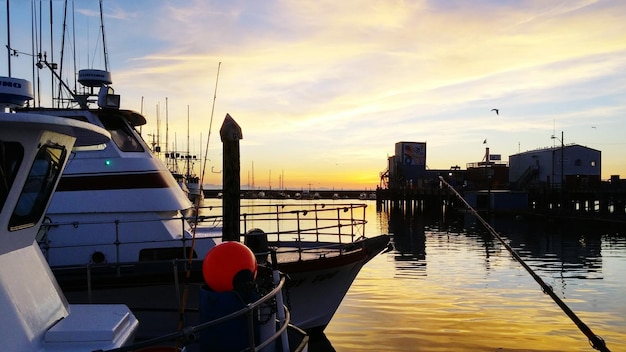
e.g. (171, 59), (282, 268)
(202, 241), (257, 292)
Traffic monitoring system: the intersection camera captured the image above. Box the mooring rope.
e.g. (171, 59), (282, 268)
(438, 176), (609, 352)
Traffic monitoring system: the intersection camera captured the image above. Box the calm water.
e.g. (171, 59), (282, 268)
(204, 199), (626, 351)
(323, 201), (626, 352)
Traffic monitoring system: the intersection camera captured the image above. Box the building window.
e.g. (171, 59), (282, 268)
(590, 161), (596, 167)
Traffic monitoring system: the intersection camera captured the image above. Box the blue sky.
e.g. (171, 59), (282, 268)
(3, 0), (626, 189)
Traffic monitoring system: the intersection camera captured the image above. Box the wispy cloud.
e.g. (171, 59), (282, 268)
(5, 0), (626, 187)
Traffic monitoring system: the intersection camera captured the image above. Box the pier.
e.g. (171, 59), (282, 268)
(526, 184), (626, 222)
(375, 182), (626, 223)
(203, 189), (377, 200)
(374, 186), (459, 214)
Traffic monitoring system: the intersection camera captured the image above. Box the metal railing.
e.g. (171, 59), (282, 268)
(39, 203), (368, 266)
(98, 275), (308, 352)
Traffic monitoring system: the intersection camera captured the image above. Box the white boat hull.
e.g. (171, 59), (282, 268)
(53, 235), (389, 338)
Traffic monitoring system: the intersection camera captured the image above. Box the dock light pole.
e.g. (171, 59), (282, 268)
(551, 131), (565, 209)
(551, 131), (564, 188)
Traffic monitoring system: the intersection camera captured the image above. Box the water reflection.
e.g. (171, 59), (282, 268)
(198, 200), (626, 351)
(387, 206), (616, 283)
(325, 204), (626, 351)
(465, 214), (609, 281)
(387, 208), (426, 276)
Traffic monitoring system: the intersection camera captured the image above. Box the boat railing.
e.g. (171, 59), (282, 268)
(98, 274), (308, 352)
(39, 203), (368, 265)
(237, 203), (367, 244)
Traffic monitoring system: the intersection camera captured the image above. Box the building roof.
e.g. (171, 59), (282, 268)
(509, 143), (600, 157)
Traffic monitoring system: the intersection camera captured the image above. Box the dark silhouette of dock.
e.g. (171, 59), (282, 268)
(203, 189), (375, 200)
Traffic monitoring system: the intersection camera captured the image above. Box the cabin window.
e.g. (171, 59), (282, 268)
(0, 141), (24, 212)
(98, 114), (144, 152)
(9, 145), (66, 231)
(58, 115), (107, 152)
(591, 161), (596, 167)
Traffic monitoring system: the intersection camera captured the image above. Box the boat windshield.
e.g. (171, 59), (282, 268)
(10, 145), (66, 231)
(0, 141), (24, 212)
(98, 114), (144, 152)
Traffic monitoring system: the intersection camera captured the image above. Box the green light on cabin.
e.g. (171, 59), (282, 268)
(105, 160), (112, 166)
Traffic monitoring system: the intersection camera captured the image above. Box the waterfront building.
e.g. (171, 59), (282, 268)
(509, 144), (601, 190)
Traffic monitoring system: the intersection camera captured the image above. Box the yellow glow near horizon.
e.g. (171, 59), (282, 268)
(5, 1), (626, 188)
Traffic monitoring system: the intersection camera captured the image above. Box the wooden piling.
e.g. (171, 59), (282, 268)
(220, 113), (243, 241)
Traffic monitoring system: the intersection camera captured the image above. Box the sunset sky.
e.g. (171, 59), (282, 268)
(3, 0), (626, 190)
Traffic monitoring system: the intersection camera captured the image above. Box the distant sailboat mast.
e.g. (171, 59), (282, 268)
(186, 105), (191, 178)
(252, 161), (255, 190)
(165, 97), (169, 159)
(156, 102), (161, 154)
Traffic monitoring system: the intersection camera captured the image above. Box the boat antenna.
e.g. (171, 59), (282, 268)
(71, 0), (77, 93)
(48, 0), (55, 107)
(156, 102), (161, 154)
(186, 105), (191, 178)
(165, 97), (169, 160)
(139, 96), (144, 134)
(98, 0), (109, 71)
(31, 0), (41, 106)
(439, 176), (610, 352)
(56, 0), (68, 107)
(6, 0), (12, 76)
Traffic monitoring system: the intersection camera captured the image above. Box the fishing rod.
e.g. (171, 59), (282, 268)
(201, 61), (222, 183)
(438, 176), (609, 352)
(177, 62), (222, 336)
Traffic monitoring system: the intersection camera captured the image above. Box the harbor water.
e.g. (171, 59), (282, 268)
(204, 198), (626, 351)
(324, 200), (626, 351)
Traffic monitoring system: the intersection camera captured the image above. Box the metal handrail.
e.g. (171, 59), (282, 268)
(97, 276), (301, 352)
(39, 203), (368, 266)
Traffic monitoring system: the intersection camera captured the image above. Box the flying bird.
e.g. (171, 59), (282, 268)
(491, 108), (499, 115)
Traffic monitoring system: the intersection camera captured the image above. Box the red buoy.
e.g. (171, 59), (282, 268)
(202, 241), (257, 292)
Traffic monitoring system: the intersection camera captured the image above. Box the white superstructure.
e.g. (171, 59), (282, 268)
(0, 81), (138, 351)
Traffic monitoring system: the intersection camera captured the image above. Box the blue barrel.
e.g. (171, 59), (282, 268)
(198, 285), (258, 351)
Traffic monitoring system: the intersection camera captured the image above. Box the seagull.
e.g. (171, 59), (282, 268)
(491, 108), (499, 115)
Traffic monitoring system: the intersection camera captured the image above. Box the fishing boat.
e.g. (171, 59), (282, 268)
(0, 77), (138, 351)
(21, 69), (389, 336)
(162, 102), (204, 204)
(10, 0), (390, 339)
(20, 77), (388, 338)
(0, 77), (308, 352)
(186, 173), (204, 204)
(47, 201), (390, 338)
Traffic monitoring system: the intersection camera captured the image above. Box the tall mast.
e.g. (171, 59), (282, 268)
(165, 98), (169, 156)
(56, 0), (68, 107)
(186, 105), (190, 176)
(156, 102), (161, 154)
(49, 0), (54, 107)
(6, 0), (12, 76)
(99, 0), (109, 71)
